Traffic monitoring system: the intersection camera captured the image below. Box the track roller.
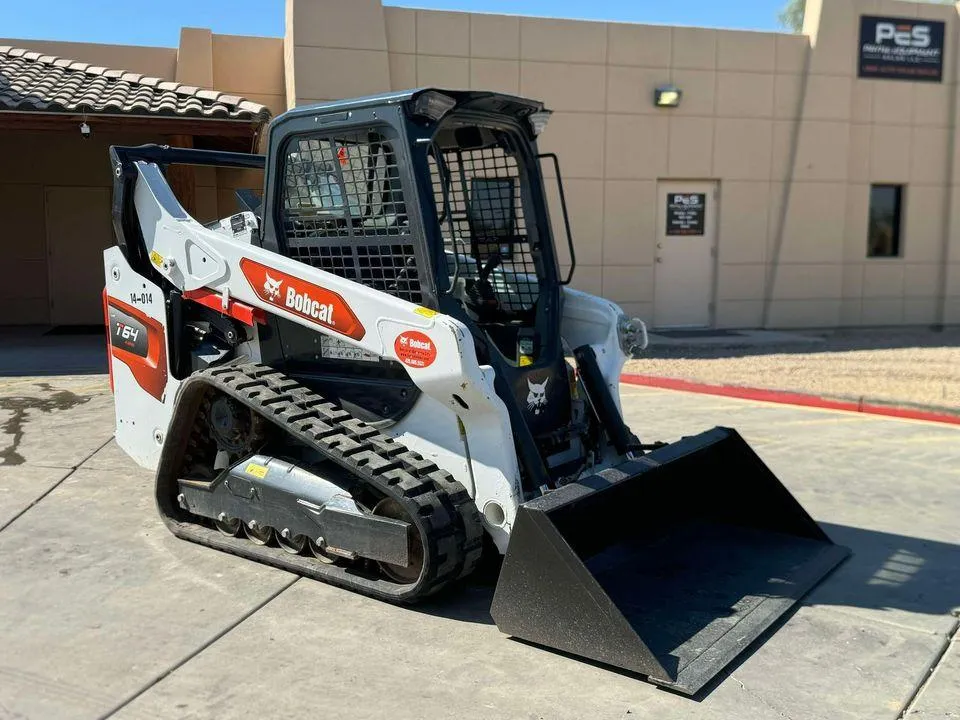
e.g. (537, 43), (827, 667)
(245, 521), (274, 545)
(215, 514), (242, 537)
(309, 538), (340, 565)
(278, 529), (307, 555)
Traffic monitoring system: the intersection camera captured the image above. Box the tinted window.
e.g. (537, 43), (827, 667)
(867, 185), (903, 258)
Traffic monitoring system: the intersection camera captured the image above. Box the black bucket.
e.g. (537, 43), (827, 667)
(490, 427), (850, 695)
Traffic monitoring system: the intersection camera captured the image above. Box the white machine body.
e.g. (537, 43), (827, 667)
(105, 160), (644, 552)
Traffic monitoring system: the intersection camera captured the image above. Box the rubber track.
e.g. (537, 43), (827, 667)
(157, 362), (483, 603)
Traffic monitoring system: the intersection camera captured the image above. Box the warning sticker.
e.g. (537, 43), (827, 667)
(394, 330), (437, 369)
(320, 335), (380, 363)
(245, 462), (268, 479)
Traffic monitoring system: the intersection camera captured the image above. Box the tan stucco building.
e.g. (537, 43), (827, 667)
(3, 0), (960, 329)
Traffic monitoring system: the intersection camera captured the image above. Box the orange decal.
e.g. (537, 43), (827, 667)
(102, 288), (114, 394)
(240, 258), (365, 341)
(106, 296), (168, 401)
(394, 330), (437, 369)
(183, 288), (266, 327)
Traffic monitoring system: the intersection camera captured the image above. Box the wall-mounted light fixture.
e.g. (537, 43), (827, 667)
(654, 84), (682, 108)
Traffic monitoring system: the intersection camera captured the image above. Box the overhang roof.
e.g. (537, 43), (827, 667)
(0, 45), (270, 123)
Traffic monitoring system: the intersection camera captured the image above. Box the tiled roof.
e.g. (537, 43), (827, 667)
(0, 46), (270, 122)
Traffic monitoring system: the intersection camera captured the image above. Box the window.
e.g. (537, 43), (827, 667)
(867, 185), (903, 258)
(282, 131), (408, 235)
(428, 124), (541, 316)
(279, 129), (423, 304)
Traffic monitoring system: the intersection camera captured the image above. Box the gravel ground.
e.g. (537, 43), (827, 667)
(624, 327), (960, 412)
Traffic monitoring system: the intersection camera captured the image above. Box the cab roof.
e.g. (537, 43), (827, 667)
(274, 88), (546, 133)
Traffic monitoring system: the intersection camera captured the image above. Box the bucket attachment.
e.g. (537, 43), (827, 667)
(490, 427), (850, 695)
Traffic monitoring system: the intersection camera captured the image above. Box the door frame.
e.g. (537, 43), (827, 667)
(652, 179), (720, 329)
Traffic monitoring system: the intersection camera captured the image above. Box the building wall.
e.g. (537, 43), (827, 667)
(284, 0), (960, 328)
(0, 129), (272, 326)
(776, 0), (960, 328)
(0, 131), (159, 325)
(175, 29), (286, 117)
(0, 35), (283, 325)
(6, 0), (959, 328)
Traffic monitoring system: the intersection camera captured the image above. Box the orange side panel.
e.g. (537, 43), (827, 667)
(102, 287), (114, 393)
(105, 296), (168, 401)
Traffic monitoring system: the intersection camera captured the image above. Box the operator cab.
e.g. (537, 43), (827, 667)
(256, 89), (579, 489)
(427, 114), (554, 357)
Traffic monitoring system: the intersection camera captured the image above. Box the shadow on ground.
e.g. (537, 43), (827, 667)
(0, 328), (107, 377)
(411, 521), (960, 699)
(811, 522), (960, 618)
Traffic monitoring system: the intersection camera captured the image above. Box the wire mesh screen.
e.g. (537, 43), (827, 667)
(429, 137), (541, 315)
(281, 130), (422, 304)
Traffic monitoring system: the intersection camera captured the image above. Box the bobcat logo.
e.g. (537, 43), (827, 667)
(263, 272), (283, 302)
(526, 377), (549, 415)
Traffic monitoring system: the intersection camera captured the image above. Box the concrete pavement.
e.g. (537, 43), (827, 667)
(0, 375), (957, 720)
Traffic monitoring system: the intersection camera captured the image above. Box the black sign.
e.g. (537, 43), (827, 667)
(109, 306), (149, 358)
(666, 193), (706, 236)
(859, 15), (944, 82)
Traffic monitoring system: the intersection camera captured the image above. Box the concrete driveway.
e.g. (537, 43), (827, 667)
(0, 373), (957, 720)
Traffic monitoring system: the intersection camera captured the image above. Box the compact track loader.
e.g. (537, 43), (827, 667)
(104, 88), (849, 695)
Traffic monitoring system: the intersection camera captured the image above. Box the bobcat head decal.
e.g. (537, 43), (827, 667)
(263, 272), (283, 302)
(526, 377), (549, 415)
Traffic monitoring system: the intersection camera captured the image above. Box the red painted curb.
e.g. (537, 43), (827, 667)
(620, 374), (960, 427)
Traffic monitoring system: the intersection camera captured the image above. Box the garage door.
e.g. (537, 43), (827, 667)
(45, 187), (114, 325)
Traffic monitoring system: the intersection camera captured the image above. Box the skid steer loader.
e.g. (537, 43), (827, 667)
(103, 88), (849, 695)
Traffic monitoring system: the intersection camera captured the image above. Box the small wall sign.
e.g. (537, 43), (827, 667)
(858, 16), (945, 82)
(666, 193), (706, 236)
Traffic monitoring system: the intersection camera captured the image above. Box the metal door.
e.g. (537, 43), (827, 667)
(653, 182), (718, 328)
